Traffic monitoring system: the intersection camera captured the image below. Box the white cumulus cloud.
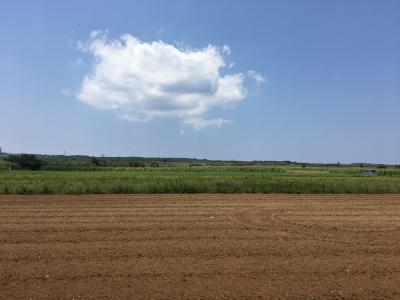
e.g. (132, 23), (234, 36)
(77, 31), (264, 128)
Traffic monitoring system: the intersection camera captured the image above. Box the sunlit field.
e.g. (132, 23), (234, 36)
(1, 165), (400, 194)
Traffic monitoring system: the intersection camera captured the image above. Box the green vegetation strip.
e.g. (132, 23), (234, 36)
(1, 167), (400, 194)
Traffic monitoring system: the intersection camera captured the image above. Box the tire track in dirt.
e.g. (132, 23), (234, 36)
(2, 194), (400, 299)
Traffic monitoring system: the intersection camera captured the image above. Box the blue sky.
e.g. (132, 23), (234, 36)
(0, 0), (399, 163)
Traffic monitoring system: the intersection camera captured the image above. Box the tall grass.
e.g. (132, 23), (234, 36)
(1, 167), (400, 194)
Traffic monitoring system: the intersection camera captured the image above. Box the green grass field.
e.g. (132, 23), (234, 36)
(1, 165), (400, 194)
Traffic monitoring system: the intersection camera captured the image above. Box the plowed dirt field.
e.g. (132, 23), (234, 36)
(1, 194), (400, 299)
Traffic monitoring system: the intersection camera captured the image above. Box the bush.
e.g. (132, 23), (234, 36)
(0, 160), (14, 171)
(129, 161), (145, 167)
(150, 161), (159, 168)
(4, 154), (43, 170)
(91, 157), (100, 166)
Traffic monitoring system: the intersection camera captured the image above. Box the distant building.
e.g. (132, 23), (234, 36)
(362, 169), (377, 176)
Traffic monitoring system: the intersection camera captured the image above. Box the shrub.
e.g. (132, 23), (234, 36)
(129, 161), (145, 167)
(4, 154), (43, 170)
(150, 161), (159, 168)
(0, 160), (14, 171)
(91, 157), (100, 166)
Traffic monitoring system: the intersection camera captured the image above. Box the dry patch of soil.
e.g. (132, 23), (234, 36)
(1, 194), (400, 299)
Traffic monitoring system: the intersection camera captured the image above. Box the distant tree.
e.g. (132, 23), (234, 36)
(91, 157), (100, 166)
(5, 154), (43, 170)
(150, 161), (159, 168)
(129, 161), (145, 167)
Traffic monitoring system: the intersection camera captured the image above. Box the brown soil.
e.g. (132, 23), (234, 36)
(1, 194), (400, 299)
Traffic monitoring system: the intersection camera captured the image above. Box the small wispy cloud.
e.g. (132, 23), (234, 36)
(247, 70), (267, 85)
(61, 88), (74, 96)
(77, 31), (265, 128)
(71, 58), (84, 70)
(222, 44), (231, 55)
